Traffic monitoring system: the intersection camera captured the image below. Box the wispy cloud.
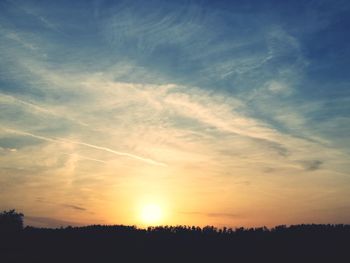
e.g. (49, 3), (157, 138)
(58, 138), (167, 167)
(62, 153), (107, 164)
(1, 128), (166, 166)
(6, 0), (61, 32)
(180, 211), (240, 218)
(299, 160), (323, 172)
(62, 204), (86, 211)
(35, 198), (87, 212)
(5, 32), (37, 50)
(0, 93), (89, 127)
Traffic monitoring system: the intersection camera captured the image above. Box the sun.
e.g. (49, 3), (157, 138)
(141, 204), (162, 225)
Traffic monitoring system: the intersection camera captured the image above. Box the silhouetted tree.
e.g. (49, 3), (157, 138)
(1, 210), (350, 263)
(0, 209), (24, 232)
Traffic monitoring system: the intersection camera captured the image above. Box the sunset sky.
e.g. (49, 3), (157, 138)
(1, 0), (350, 228)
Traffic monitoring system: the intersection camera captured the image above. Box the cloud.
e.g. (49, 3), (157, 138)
(6, 0), (61, 32)
(0, 146), (17, 152)
(180, 211), (240, 218)
(0, 92), (89, 127)
(164, 88), (281, 143)
(58, 138), (167, 167)
(35, 198), (87, 212)
(62, 153), (107, 164)
(266, 80), (291, 95)
(1, 0), (350, 227)
(300, 160), (323, 171)
(5, 32), (37, 50)
(1, 128), (166, 166)
(62, 204), (86, 211)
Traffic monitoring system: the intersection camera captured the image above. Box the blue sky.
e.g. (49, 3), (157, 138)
(0, 0), (350, 227)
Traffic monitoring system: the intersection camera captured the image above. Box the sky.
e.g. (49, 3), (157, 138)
(0, 0), (350, 228)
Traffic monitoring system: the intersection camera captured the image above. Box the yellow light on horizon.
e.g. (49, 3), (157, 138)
(141, 204), (162, 225)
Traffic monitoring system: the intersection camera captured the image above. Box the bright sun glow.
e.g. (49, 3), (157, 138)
(141, 204), (162, 225)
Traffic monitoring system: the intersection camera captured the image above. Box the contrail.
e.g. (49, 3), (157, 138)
(62, 153), (107, 164)
(0, 93), (89, 127)
(2, 128), (167, 167)
(3, 128), (57, 143)
(57, 138), (167, 167)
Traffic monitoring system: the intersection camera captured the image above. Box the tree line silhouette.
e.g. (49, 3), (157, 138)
(0, 209), (23, 232)
(1, 209), (349, 262)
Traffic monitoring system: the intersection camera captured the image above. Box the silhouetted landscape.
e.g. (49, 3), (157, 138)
(1, 210), (349, 262)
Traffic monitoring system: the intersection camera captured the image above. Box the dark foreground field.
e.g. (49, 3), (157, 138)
(1, 224), (349, 263)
